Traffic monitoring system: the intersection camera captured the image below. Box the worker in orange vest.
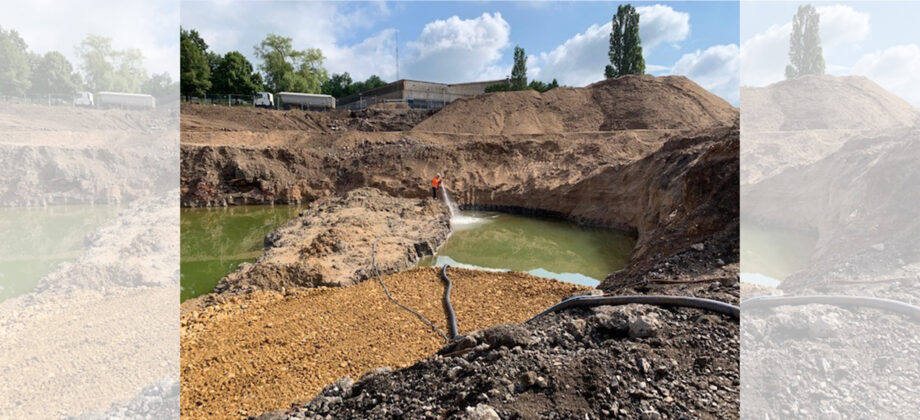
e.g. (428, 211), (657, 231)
(431, 173), (442, 199)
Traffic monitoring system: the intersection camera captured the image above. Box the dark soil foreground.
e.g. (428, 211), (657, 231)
(255, 304), (739, 420)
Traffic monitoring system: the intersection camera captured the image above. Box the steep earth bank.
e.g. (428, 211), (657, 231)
(0, 105), (177, 207)
(181, 268), (583, 420)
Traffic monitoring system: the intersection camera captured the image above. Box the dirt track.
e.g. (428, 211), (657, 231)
(180, 268), (583, 419)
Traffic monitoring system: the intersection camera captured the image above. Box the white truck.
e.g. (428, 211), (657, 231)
(96, 92), (156, 109)
(276, 92), (335, 110)
(73, 91), (94, 107)
(254, 92), (274, 108)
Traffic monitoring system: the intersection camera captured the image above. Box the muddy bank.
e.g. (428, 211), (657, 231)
(0, 193), (178, 419)
(181, 126), (739, 297)
(181, 268), (584, 420)
(259, 303), (739, 420)
(210, 188), (450, 296)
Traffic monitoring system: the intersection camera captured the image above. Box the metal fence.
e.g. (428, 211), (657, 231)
(0, 94), (81, 107)
(181, 94), (259, 107)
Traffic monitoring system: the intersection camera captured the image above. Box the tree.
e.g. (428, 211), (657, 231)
(29, 51), (80, 96)
(321, 72), (354, 98)
(76, 35), (147, 92)
(510, 45), (528, 90)
(254, 34), (327, 93)
(322, 73), (388, 98)
(606, 4), (645, 78)
(142, 72), (177, 99)
(180, 28), (212, 97)
(0, 25), (32, 95)
(212, 51), (258, 95)
(527, 78), (559, 93)
(785, 4), (825, 79)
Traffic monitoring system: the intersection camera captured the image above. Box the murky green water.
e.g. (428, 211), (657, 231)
(418, 212), (635, 287)
(180, 205), (302, 301)
(0, 205), (121, 302)
(740, 222), (818, 286)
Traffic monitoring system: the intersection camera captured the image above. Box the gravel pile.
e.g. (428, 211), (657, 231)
(257, 303), (739, 420)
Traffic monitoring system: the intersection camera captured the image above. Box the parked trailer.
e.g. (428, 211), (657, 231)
(254, 92), (274, 108)
(277, 92), (335, 110)
(96, 92), (156, 109)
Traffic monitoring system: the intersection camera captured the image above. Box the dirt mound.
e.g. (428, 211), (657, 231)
(180, 268), (583, 420)
(741, 75), (920, 132)
(412, 75), (738, 135)
(181, 103), (434, 133)
(210, 188), (450, 296)
(258, 304), (738, 420)
(0, 103), (173, 132)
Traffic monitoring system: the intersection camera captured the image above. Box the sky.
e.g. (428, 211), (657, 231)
(741, 1), (920, 105)
(181, 1), (741, 103)
(0, 0), (179, 79)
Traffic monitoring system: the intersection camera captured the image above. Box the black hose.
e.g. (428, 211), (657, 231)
(440, 265), (460, 339)
(526, 295), (740, 323)
(741, 295), (920, 321)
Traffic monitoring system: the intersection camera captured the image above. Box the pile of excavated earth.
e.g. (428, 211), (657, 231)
(0, 104), (178, 419)
(740, 75), (920, 416)
(180, 74), (742, 419)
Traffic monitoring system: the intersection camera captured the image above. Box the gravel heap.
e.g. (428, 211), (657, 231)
(257, 303), (739, 420)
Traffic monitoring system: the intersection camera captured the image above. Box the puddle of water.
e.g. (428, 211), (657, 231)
(419, 211), (635, 287)
(0, 205), (121, 302)
(740, 222), (818, 287)
(180, 205), (301, 301)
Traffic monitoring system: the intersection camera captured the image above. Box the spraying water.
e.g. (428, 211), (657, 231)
(441, 187), (461, 218)
(442, 187), (482, 226)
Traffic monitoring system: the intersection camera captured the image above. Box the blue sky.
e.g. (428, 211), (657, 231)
(181, 1), (740, 102)
(741, 2), (920, 104)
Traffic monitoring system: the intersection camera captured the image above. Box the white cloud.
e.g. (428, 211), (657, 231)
(851, 44), (920, 106)
(530, 5), (690, 87)
(636, 5), (691, 51)
(741, 5), (871, 87)
(2, 0), (179, 79)
(403, 13), (511, 83)
(671, 44), (740, 104)
(530, 23), (609, 87)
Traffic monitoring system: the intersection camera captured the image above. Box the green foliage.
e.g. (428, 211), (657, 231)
(511, 45), (528, 90)
(606, 4), (645, 78)
(142, 72), (177, 99)
(528, 78), (559, 93)
(486, 78), (558, 94)
(212, 51), (258, 95)
(321, 72), (388, 98)
(29, 51), (80, 95)
(77, 35), (147, 93)
(254, 34), (327, 93)
(785, 4), (825, 79)
(484, 83), (512, 93)
(0, 25), (32, 95)
(180, 27), (212, 97)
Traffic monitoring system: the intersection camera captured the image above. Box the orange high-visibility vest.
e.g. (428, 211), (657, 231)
(432, 177), (441, 188)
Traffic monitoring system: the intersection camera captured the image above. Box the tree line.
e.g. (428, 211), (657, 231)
(0, 25), (175, 99)
(180, 28), (386, 99)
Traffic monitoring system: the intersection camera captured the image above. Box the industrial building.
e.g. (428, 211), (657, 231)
(336, 78), (509, 110)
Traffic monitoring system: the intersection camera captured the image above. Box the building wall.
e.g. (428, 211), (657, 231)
(337, 79), (507, 110)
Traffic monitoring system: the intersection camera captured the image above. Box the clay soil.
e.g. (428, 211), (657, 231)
(181, 268), (584, 420)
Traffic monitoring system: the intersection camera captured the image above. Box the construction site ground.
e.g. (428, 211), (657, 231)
(180, 268), (584, 420)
